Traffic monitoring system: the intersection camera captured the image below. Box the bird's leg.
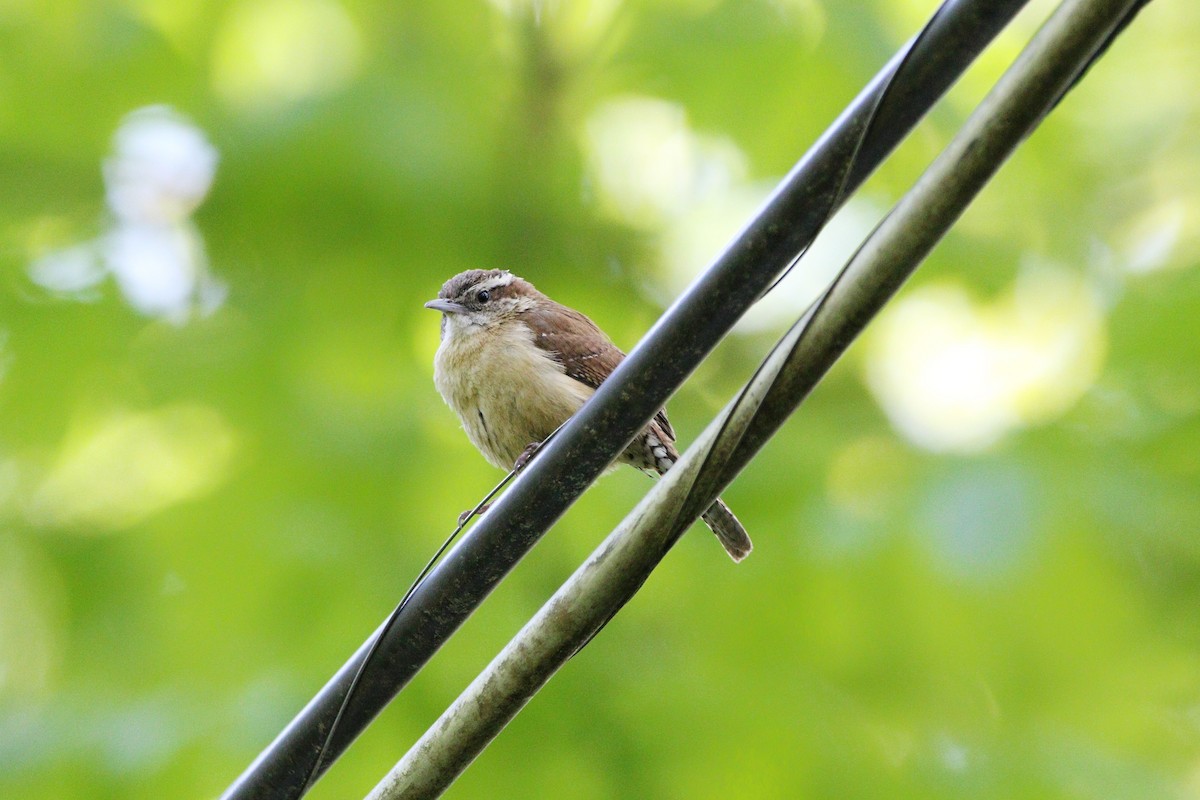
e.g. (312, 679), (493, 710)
(513, 441), (542, 471)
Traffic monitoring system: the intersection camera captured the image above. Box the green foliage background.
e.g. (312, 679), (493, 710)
(2, 1), (1199, 798)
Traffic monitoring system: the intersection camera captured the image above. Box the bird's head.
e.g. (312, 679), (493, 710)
(425, 269), (541, 338)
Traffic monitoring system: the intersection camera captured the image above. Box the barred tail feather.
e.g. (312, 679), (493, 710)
(701, 498), (752, 562)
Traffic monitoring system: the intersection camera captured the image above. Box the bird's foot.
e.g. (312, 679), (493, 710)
(513, 441), (542, 471)
(458, 504), (490, 526)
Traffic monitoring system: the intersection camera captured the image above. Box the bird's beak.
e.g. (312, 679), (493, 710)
(424, 299), (468, 314)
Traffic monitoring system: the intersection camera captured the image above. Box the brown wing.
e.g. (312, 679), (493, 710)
(519, 302), (675, 442)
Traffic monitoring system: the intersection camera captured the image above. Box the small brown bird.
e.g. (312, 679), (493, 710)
(425, 269), (751, 561)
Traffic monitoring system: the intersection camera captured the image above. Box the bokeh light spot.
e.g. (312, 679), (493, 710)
(26, 405), (237, 531)
(919, 461), (1036, 581)
(864, 269), (1107, 452)
(104, 106), (218, 226)
(212, 0), (363, 111)
(1118, 197), (1192, 275)
(28, 106), (223, 322)
(0, 536), (64, 701)
(826, 435), (913, 522)
(583, 95), (747, 229)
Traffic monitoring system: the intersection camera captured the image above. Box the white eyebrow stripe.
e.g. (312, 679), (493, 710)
(476, 273), (515, 293)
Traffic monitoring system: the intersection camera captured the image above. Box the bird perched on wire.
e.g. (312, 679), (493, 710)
(425, 268), (751, 561)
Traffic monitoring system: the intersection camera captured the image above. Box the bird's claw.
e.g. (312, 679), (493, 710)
(513, 441), (541, 471)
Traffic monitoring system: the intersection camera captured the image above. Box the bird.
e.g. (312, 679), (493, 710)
(425, 268), (752, 562)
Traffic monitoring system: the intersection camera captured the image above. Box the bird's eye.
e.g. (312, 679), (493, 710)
(476, 289), (490, 303)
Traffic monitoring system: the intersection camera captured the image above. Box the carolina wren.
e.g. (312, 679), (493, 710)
(425, 269), (752, 562)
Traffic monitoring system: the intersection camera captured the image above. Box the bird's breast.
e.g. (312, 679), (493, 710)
(433, 320), (593, 470)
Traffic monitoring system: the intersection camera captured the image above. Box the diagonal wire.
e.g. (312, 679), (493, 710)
(686, 0), (1157, 530)
(296, 476), (507, 796)
(297, 421), (569, 795)
(309, 0), (996, 769)
(219, 3), (1035, 797)
(362, 0), (1149, 796)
